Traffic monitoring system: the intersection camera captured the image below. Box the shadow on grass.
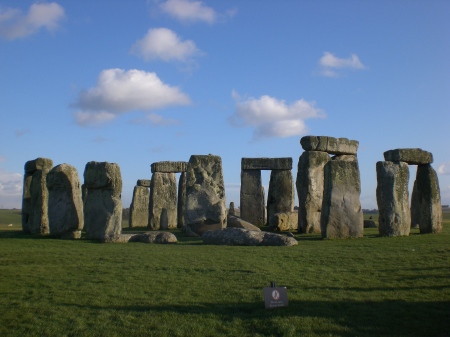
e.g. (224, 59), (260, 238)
(62, 299), (450, 336)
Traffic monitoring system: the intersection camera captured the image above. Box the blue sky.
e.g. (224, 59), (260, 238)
(0, 0), (449, 210)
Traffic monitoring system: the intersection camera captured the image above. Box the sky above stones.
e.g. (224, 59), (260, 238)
(0, 0), (449, 209)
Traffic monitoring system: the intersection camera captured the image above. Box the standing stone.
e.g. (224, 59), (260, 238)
(376, 161), (410, 236)
(267, 170), (294, 225)
(83, 161), (122, 241)
(240, 169), (265, 226)
(321, 157), (363, 239)
(229, 202), (236, 216)
(46, 164), (83, 238)
(129, 185), (149, 228)
(22, 157), (53, 234)
(185, 154), (227, 228)
(296, 151), (330, 233)
(148, 172), (177, 230)
(177, 172), (187, 228)
(411, 164), (442, 234)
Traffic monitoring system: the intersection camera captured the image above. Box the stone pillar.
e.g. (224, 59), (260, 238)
(321, 157), (363, 239)
(411, 164), (442, 234)
(177, 172), (187, 228)
(296, 151), (330, 233)
(83, 161), (122, 241)
(240, 169), (265, 226)
(46, 164), (83, 239)
(129, 179), (150, 228)
(148, 172), (177, 230)
(185, 154), (227, 229)
(22, 157), (53, 234)
(267, 170), (294, 225)
(376, 161), (410, 236)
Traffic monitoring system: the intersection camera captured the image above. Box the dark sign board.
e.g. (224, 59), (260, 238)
(263, 286), (288, 309)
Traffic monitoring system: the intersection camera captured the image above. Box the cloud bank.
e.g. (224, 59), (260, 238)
(229, 91), (325, 141)
(319, 52), (365, 77)
(72, 68), (191, 126)
(159, 0), (217, 24)
(0, 2), (65, 40)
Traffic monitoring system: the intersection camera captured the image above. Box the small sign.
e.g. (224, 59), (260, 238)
(263, 286), (288, 309)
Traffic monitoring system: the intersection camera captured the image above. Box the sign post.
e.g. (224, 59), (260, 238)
(263, 282), (288, 309)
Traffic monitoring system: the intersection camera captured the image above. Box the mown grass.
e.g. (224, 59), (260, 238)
(0, 210), (449, 336)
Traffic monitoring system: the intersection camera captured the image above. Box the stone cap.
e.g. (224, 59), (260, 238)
(83, 161), (122, 195)
(242, 157), (292, 170)
(151, 161), (187, 173)
(137, 179), (151, 187)
(25, 157), (53, 173)
(383, 148), (433, 165)
(300, 136), (359, 155)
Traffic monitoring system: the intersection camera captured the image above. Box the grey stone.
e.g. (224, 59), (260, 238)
(227, 214), (261, 231)
(148, 172), (177, 230)
(46, 164), (84, 238)
(104, 232), (177, 244)
(383, 148), (433, 165)
(185, 154), (227, 229)
(376, 161), (410, 236)
(321, 158), (364, 239)
(83, 161), (122, 240)
(177, 172), (187, 228)
(151, 161), (187, 173)
(267, 170), (294, 225)
(363, 220), (377, 228)
(300, 136), (359, 155)
(296, 151), (330, 233)
(411, 164), (442, 234)
(187, 223), (223, 236)
(229, 202), (236, 216)
(129, 185), (149, 228)
(241, 157), (292, 170)
(137, 179), (151, 187)
(240, 169), (265, 226)
(201, 227), (298, 246)
(22, 157), (53, 234)
(268, 212), (298, 231)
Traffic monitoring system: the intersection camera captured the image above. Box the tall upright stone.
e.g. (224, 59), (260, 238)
(22, 157), (53, 234)
(411, 164), (442, 234)
(240, 169), (265, 226)
(129, 180), (150, 228)
(267, 170), (294, 225)
(296, 151), (330, 233)
(177, 172), (187, 228)
(148, 172), (177, 230)
(46, 164), (83, 238)
(185, 154), (227, 228)
(321, 156), (363, 239)
(83, 161), (122, 240)
(376, 161), (410, 236)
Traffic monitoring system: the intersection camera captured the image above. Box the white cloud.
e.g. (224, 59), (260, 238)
(0, 169), (22, 209)
(72, 68), (191, 126)
(0, 2), (65, 40)
(159, 0), (217, 24)
(438, 162), (450, 175)
(229, 91), (325, 141)
(318, 52), (365, 77)
(131, 28), (201, 62)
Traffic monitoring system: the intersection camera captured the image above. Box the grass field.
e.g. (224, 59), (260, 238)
(0, 209), (449, 336)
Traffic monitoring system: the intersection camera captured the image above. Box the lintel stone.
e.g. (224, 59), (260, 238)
(137, 179), (151, 187)
(300, 136), (359, 155)
(151, 161), (187, 173)
(383, 148), (433, 165)
(241, 157), (292, 170)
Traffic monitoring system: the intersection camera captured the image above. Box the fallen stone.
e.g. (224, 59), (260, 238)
(241, 157), (292, 170)
(300, 136), (359, 155)
(227, 214), (261, 231)
(202, 227), (297, 246)
(103, 232), (177, 244)
(151, 161), (187, 173)
(363, 220), (377, 228)
(268, 212), (298, 231)
(383, 148), (433, 165)
(187, 222), (223, 236)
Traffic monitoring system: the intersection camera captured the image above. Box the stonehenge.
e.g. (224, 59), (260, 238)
(129, 179), (150, 228)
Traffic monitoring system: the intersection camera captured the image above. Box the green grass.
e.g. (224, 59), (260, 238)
(0, 210), (449, 336)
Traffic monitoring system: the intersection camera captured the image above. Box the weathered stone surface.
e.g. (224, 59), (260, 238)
(300, 136), (359, 155)
(202, 228), (298, 246)
(103, 232), (177, 244)
(296, 151), (330, 233)
(383, 148), (433, 165)
(185, 154), (227, 228)
(186, 223), (223, 236)
(151, 161), (187, 173)
(148, 172), (177, 230)
(177, 172), (187, 228)
(137, 179), (151, 187)
(376, 161), (410, 236)
(129, 185), (149, 228)
(241, 157), (292, 170)
(363, 220), (377, 228)
(240, 169), (265, 226)
(46, 164), (83, 238)
(267, 170), (294, 225)
(229, 202), (236, 216)
(268, 212), (298, 231)
(410, 164), (442, 234)
(22, 157), (53, 234)
(83, 161), (122, 240)
(321, 158), (363, 239)
(227, 214), (261, 231)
